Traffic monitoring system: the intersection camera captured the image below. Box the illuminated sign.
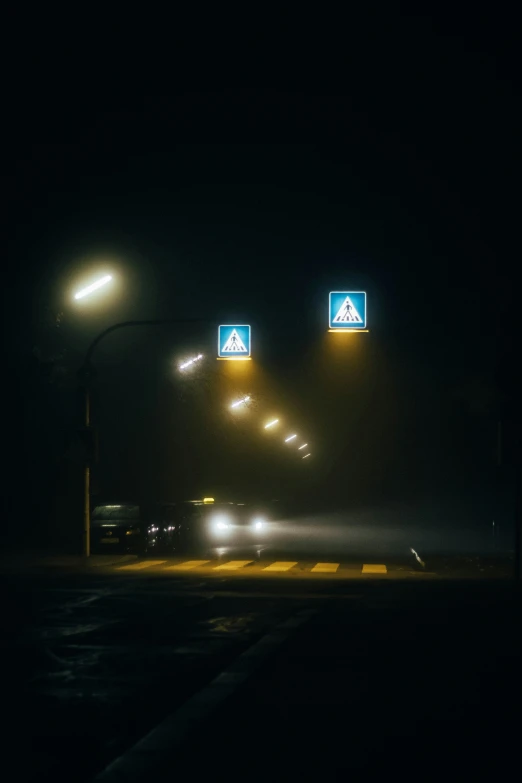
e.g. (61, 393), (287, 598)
(329, 291), (367, 330)
(218, 325), (251, 358)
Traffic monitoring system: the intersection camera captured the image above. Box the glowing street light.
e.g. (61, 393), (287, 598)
(74, 274), (113, 300)
(302, 453), (311, 459)
(264, 419), (279, 429)
(179, 354), (203, 370)
(298, 443), (308, 450)
(284, 434), (297, 443)
(230, 395), (250, 409)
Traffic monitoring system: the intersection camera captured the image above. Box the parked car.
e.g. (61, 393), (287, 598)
(91, 503), (147, 554)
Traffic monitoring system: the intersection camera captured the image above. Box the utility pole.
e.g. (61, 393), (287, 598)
(84, 383), (90, 557)
(78, 362), (97, 558)
(514, 432), (522, 581)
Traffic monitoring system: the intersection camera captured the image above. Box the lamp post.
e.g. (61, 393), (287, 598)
(78, 319), (208, 557)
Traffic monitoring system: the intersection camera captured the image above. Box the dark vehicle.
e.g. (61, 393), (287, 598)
(146, 502), (204, 554)
(91, 503), (147, 554)
(145, 499), (279, 553)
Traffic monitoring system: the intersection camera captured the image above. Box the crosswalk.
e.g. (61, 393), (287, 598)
(311, 562), (340, 573)
(115, 559), (390, 575)
(262, 561), (299, 572)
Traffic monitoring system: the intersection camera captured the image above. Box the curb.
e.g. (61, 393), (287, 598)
(94, 608), (315, 781)
(0, 554), (138, 571)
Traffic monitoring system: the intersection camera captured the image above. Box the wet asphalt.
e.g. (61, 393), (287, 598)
(1, 549), (519, 782)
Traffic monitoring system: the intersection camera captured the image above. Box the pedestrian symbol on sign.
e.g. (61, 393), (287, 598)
(221, 329), (247, 353)
(333, 296), (363, 324)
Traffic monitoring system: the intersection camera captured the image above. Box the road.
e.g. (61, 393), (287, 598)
(1, 548), (519, 781)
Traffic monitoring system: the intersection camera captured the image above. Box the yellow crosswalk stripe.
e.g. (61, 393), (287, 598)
(362, 564), (387, 574)
(311, 562), (340, 573)
(117, 560), (167, 570)
(165, 560), (210, 570)
(114, 559), (392, 574)
(263, 561), (298, 572)
(213, 560), (253, 570)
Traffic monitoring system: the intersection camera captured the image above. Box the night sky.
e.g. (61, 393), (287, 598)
(3, 13), (519, 547)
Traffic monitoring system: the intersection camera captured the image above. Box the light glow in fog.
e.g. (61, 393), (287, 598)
(179, 354), (203, 370)
(211, 514), (232, 536)
(230, 396), (251, 409)
(74, 274), (112, 300)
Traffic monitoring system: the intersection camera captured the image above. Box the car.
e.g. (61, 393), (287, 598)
(196, 499), (273, 545)
(146, 502), (204, 554)
(90, 503), (147, 554)
(145, 498), (280, 553)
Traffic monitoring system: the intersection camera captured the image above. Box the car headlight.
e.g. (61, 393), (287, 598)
(211, 515), (232, 535)
(252, 518), (265, 531)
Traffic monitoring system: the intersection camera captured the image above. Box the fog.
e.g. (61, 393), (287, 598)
(268, 499), (514, 558)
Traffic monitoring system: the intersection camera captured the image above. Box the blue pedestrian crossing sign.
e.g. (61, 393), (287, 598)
(218, 325), (251, 358)
(329, 291), (367, 330)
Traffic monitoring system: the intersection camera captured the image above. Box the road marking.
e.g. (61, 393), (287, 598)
(117, 561), (167, 571)
(362, 564), (387, 574)
(213, 560), (253, 570)
(114, 560), (390, 574)
(165, 560), (210, 570)
(263, 561), (298, 572)
(311, 562), (340, 573)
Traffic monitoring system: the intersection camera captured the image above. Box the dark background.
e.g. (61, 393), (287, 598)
(2, 11), (519, 550)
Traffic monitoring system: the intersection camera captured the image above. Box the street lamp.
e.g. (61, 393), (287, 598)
(79, 317), (209, 557)
(179, 354), (204, 370)
(302, 453), (311, 459)
(230, 395), (251, 409)
(298, 443), (308, 450)
(264, 419), (279, 429)
(284, 434), (297, 443)
(74, 274), (113, 300)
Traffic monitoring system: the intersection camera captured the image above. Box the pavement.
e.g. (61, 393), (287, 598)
(1, 549), (519, 782)
(164, 581), (522, 781)
(0, 552), (139, 570)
